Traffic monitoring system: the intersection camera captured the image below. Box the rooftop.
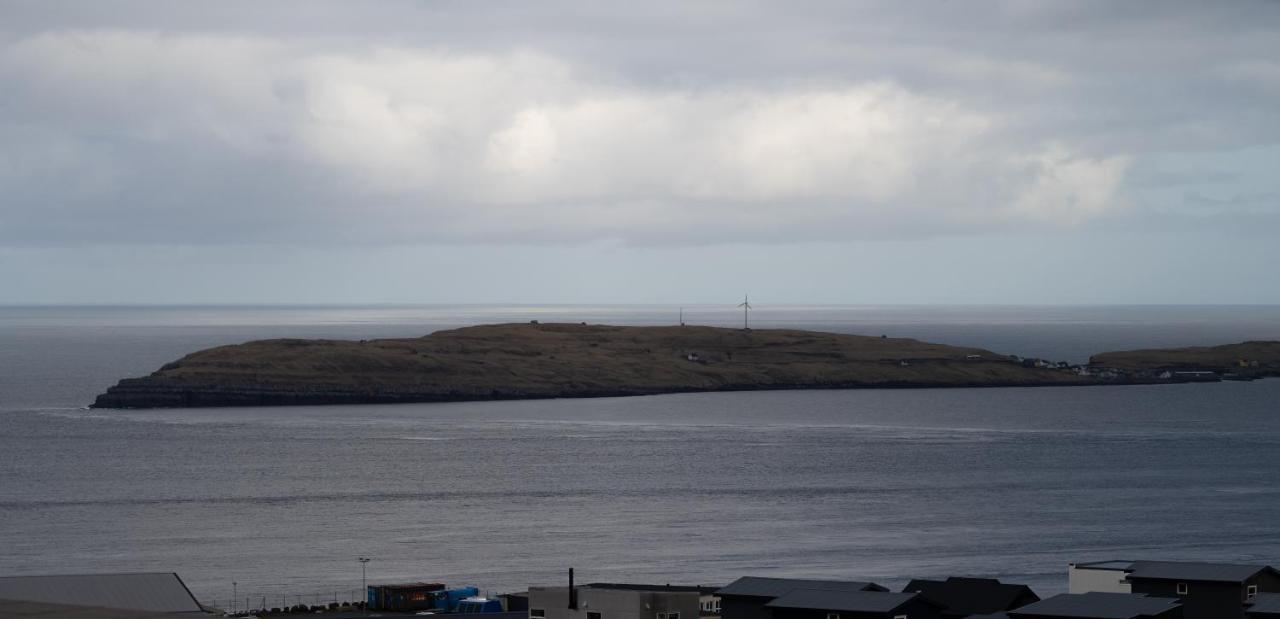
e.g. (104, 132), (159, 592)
(583, 583), (719, 594)
(1127, 560), (1276, 583)
(370, 583), (446, 591)
(0, 599), (203, 619)
(1071, 561), (1135, 572)
(716, 577), (885, 599)
(1010, 592), (1180, 619)
(1248, 592), (1280, 615)
(902, 577), (1039, 615)
(0, 574), (203, 614)
(765, 590), (922, 613)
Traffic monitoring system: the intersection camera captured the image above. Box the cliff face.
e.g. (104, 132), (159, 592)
(92, 323), (1099, 409)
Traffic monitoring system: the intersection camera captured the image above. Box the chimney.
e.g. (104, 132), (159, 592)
(568, 568), (578, 610)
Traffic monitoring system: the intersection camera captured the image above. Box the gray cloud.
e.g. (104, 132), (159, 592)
(0, 1), (1278, 249)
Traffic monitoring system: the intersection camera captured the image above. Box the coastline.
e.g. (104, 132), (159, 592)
(89, 323), (1280, 409)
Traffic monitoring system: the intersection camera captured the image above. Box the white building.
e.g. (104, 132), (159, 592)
(1068, 560), (1134, 594)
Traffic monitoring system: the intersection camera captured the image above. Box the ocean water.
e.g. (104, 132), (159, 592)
(2, 305), (1280, 609)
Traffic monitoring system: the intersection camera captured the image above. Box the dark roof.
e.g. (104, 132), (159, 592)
(585, 583), (719, 595)
(1127, 561), (1277, 583)
(764, 590), (923, 613)
(1071, 561), (1135, 572)
(0, 574), (203, 614)
(903, 577), (1039, 614)
(1249, 593), (1280, 616)
(1010, 593), (1180, 619)
(716, 577), (886, 599)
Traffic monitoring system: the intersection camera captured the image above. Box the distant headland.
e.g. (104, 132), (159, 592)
(90, 323), (1280, 409)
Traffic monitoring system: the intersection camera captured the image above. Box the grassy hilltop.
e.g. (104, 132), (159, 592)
(1090, 341), (1280, 372)
(92, 322), (1098, 408)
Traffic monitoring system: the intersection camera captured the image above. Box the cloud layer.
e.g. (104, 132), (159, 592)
(1, 28), (1131, 246)
(0, 2), (1276, 249)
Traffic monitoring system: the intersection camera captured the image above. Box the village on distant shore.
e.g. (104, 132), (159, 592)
(5, 558), (1280, 619)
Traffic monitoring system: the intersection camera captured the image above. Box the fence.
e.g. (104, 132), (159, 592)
(207, 589), (368, 616)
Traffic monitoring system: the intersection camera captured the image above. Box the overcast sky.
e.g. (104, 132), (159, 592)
(2, 1), (1278, 304)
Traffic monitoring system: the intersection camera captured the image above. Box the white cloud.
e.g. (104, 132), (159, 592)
(0, 30), (1132, 245)
(1010, 146), (1130, 224)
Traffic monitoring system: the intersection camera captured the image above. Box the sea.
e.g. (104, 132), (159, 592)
(2, 304), (1280, 610)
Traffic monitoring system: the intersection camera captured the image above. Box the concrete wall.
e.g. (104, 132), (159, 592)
(1068, 567), (1132, 594)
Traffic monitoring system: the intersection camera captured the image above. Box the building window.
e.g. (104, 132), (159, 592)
(667, 613), (679, 619)
(587, 612), (602, 619)
(658, 613), (666, 619)
(827, 614), (840, 619)
(531, 610), (545, 618)
(1248, 585), (1259, 599)
(1177, 583), (1188, 595)
(894, 615), (907, 619)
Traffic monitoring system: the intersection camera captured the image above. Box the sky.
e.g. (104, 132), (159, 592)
(1, 1), (1279, 305)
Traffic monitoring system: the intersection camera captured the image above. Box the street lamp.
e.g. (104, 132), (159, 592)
(358, 558), (371, 616)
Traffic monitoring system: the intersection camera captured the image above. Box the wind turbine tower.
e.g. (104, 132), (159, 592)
(738, 294), (752, 330)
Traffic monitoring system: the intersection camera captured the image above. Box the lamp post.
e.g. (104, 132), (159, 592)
(358, 557), (371, 616)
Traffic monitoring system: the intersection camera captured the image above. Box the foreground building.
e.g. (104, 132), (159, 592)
(763, 588), (944, 619)
(529, 579), (715, 619)
(1247, 593), (1280, 618)
(717, 577), (889, 619)
(1008, 592), (1182, 619)
(1125, 561), (1280, 619)
(901, 577), (1039, 618)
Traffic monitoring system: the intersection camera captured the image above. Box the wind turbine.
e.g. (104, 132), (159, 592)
(738, 294), (752, 330)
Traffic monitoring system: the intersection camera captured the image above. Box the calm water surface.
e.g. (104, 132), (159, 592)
(1, 305), (1279, 607)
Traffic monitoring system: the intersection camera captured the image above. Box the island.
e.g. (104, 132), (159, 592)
(90, 323), (1280, 409)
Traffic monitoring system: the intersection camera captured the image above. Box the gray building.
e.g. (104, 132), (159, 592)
(1068, 562), (1135, 595)
(0, 573), (204, 614)
(718, 577), (888, 619)
(529, 582), (714, 619)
